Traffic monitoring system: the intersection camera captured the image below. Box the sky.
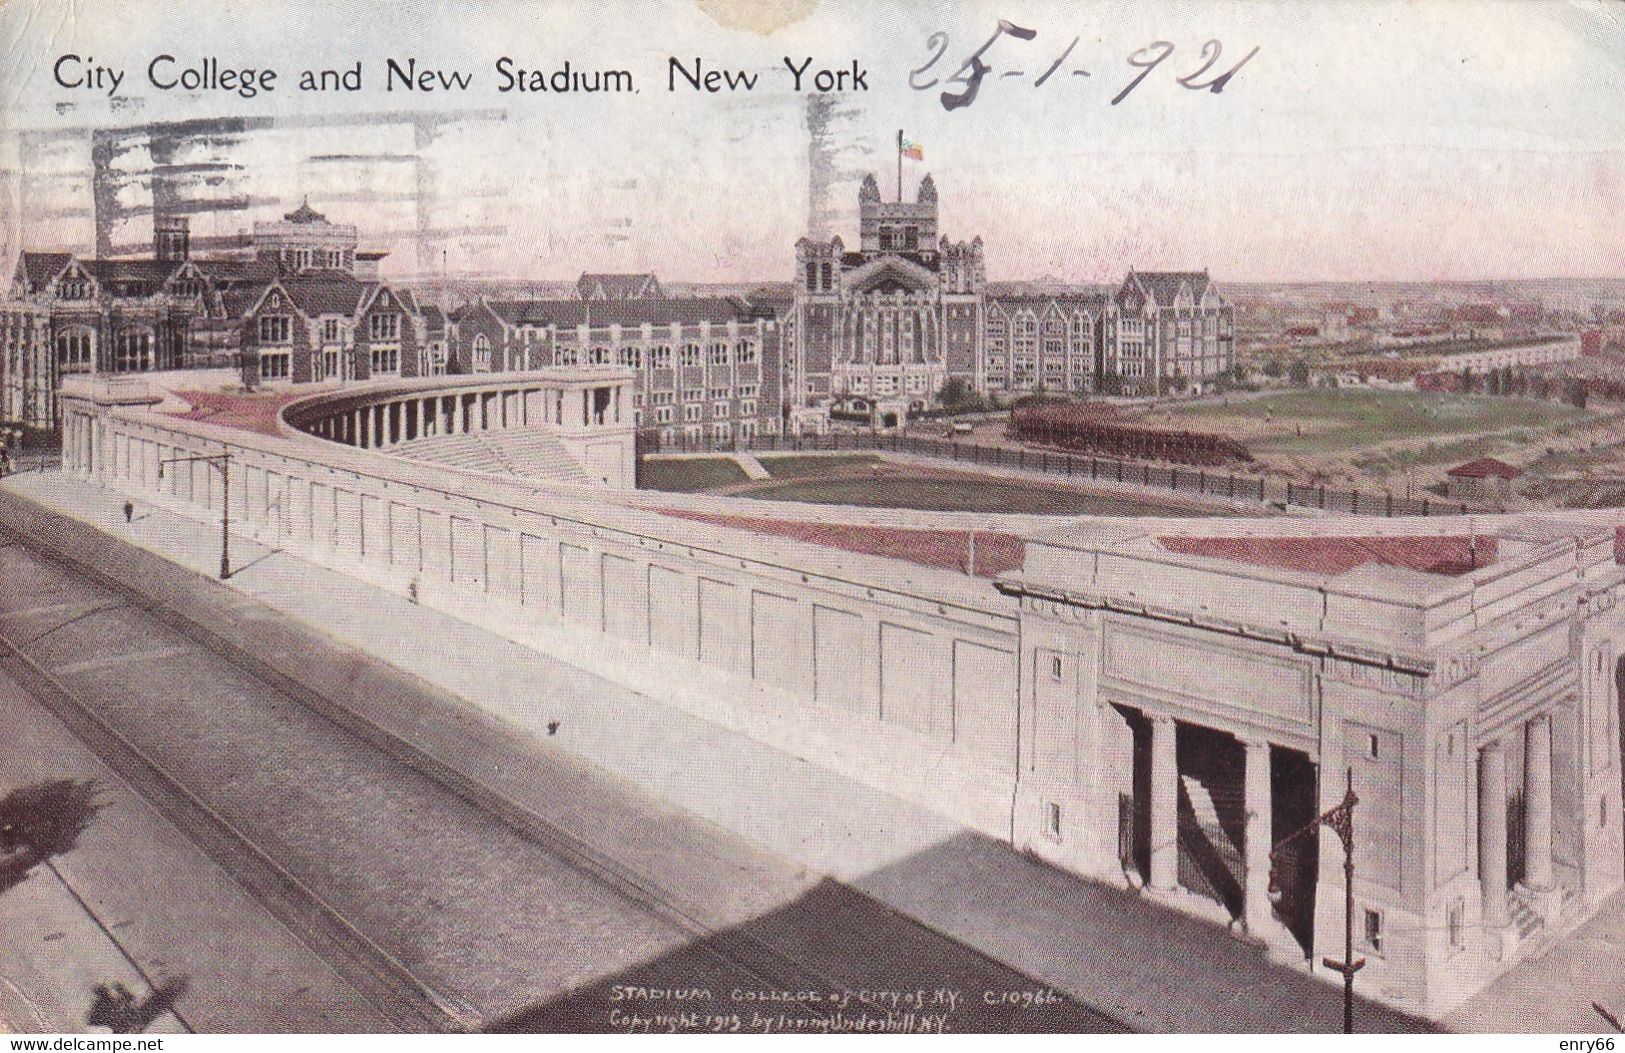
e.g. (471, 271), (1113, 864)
(2, 0), (1624, 283)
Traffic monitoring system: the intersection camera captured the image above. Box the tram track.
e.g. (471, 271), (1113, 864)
(0, 495), (1127, 1034)
(0, 520), (870, 1030)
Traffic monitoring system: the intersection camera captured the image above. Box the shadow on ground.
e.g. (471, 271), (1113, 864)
(487, 875), (1121, 1034)
(0, 778), (102, 895)
(487, 832), (1437, 1035)
(86, 978), (188, 1034)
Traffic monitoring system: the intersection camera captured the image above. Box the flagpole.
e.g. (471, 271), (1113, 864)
(897, 129), (904, 203)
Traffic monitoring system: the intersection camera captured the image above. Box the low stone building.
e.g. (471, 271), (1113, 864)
(1446, 458), (1522, 504)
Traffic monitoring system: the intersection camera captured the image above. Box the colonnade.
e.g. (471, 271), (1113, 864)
(300, 381), (628, 450)
(1479, 713), (1556, 927)
(1143, 713), (1278, 936)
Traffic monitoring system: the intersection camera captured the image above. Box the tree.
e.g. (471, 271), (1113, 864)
(1262, 358), (1285, 380)
(1288, 359), (1311, 387)
(936, 376), (982, 412)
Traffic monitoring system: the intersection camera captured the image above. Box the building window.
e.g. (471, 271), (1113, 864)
(713, 401), (729, 418)
(680, 343), (702, 367)
(1049, 655), (1064, 680)
(473, 334), (492, 371)
(259, 348), (291, 379)
(56, 329), (93, 373)
(651, 345), (672, 368)
(739, 400), (756, 416)
(737, 341), (758, 364)
(322, 318), (342, 343)
(1447, 900), (1465, 951)
(369, 313), (400, 342)
(1046, 802), (1062, 839)
(656, 406), (673, 424)
(589, 346), (611, 365)
(709, 343), (729, 366)
(112, 330), (152, 372)
(1366, 734), (1380, 761)
(1362, 909), (1383, 954)
(684, 404), (702, 422)
(370, 347), (399, 374)
(258, 315), (292, 344)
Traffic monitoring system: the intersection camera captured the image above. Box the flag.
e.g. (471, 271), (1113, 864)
(901, 137), (924, 161)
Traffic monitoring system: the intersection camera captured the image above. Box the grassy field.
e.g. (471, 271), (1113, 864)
(1168, 390), (1588, 457)
(756, 453), (883, 479)
(738, 476), (1226, 516)
(637, 457), (749, 492)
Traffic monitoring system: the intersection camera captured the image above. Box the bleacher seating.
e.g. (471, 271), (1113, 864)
(387, 430), (594, 484)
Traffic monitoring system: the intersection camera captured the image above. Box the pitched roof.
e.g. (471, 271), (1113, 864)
(1446, 457), (1521, 479)
(18, 251), (74, 290)
(82, 258), (182, 291)
(1132, 270), (1212, 307)
(196, 257), (281, 285)
(484, 297), (753, 328)
(576, 272), (662, 300)
(1158, 534), (1497, 578)
(267, 273), (370, 317)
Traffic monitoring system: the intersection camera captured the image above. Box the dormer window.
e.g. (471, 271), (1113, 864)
(58, 277), (91, 300)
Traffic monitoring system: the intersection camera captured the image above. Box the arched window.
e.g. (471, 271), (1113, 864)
(473, 334), (491, 371)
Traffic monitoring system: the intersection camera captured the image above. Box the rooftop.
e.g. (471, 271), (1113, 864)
(1447, 457), (1522, 480)
(1156, 534), (1496, 577)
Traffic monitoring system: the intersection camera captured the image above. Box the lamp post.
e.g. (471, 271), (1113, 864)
(157, 452), (233, 579)
(1269, 767), (1361, 1033)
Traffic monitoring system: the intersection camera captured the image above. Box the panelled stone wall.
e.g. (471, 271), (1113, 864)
(55, 378), (1625, 1020)
(60, 389), (1024, 837)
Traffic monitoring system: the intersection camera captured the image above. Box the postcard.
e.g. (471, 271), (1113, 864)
(1, 0), (1622, 1038)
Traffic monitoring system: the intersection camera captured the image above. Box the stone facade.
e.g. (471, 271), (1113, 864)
(779, 175), (1236, 417)
(447, 298), (781, 444)
(998, 527), (1625, 1017)
(2, 203), (437, 429)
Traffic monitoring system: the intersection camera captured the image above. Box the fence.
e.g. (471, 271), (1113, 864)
(643, 430), (1470, 518)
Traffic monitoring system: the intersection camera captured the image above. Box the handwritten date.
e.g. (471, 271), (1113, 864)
(910, 22), (1259, 111)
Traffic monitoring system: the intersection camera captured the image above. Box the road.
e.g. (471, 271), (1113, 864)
(0, 523), (1123, 1034)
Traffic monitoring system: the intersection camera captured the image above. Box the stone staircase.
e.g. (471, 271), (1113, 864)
(1181, 774), (1227, 833)
(1508, 892), (1544, 941)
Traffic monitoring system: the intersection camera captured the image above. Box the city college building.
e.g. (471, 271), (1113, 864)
(4, 174), (1234, 434)
(3, 201), (444, 431)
